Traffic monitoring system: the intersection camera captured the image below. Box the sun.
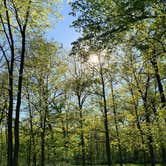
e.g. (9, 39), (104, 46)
(88, 54), (99, 64)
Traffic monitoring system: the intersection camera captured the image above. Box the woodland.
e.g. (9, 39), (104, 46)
(0, 0), (165, 166)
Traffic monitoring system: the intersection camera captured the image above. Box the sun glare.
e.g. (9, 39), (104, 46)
(88, 54), (99, 64)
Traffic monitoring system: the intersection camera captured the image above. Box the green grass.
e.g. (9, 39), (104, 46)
(115, 164), (161, 166)
(47, 163), (162, 166)
(93, 164), (162, 166)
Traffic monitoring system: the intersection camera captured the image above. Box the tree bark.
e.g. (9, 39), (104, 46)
(40, 103), (47, 166)
(100, 67), (111, 166)
(8, 71), (13, 166)
(3, 0), (15, 164)
(143, 78), (155, 166)
(129, 87), (147, 166)
(13, 31), (26, 166)
(78, 101), (85, 166)
(27, 92), (33, 166)
(41, 117), (46, 166)
(110, 81), (123, 166)
(151, 55), (165, 108)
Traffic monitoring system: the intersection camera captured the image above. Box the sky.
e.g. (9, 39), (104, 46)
(47, 0), (81, 49)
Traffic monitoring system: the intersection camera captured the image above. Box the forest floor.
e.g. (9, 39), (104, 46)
(52, 164), (162, 166)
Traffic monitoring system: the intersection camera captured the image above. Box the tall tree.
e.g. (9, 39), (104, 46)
(0, 1), (60, 165)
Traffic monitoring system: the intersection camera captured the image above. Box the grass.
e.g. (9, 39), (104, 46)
(48, 163), (162, 166)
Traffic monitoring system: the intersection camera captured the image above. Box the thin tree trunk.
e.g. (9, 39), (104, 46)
(41, 110), (47, 166)
(33, 154), (36, 166)
(27, 130), (32, 166)
(32, 136), (37, 166)
(81, 128), (85, 166)
(88, 133), (93, 166)
(61, 119), (69, 163)
(95, 131), (99, 164)
(146, 127), (155, 166)
(133, 66), (155, 166)
(77, 93), (86, 166)
(41, 127), (46, 166)
(100, 68), (111, 166)
(110, 81), (123, 166)
(143, 99), (155, 166)
(79, 107), (85, 166)
(27, 92), (33, 166)
(143, 79), (155, 166)
(151, 99), (166, 165)
(144, 102), (155, 166)
(0, 126), (2, 164)
(129, 88), (147, 166)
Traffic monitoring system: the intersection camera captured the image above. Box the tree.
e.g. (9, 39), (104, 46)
(68, 55), (92, 166)
(24, 37), (67, 166)
(70, 1), (166, 165)
(89, 52), (112, 166)
(0, 1), (61, 165)
(70, 0), (166, 108)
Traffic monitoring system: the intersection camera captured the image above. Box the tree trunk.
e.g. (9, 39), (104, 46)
(135, 114), (147, 166)
(8, 52), (14, 166)
(147, 132), (155, 166)
(27, 92), (33, 166)
(88, 133), (93, 166)
(100, 68), (111, 166)
(41, 112), (46, 166)
(77, 94), (86, 166)
(7, 26), (14, 166)
(13, 32), (26, 166)
(95, 131), (99, 163)
(151, 99), (166, 165)
(2, 0), (15, 164)
(61, 119), (69, 163)
(133, 66), (155, 166)
(110, 81), (123, 166)
(79, 108), (85, 166)
(33, 154), (37, 166)
(129, 88), (147, 166)
(151, 56), (165, 108)
(143, 100), (155, 166)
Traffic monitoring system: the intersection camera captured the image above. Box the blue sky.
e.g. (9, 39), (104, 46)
(47, 0), (80, 49)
